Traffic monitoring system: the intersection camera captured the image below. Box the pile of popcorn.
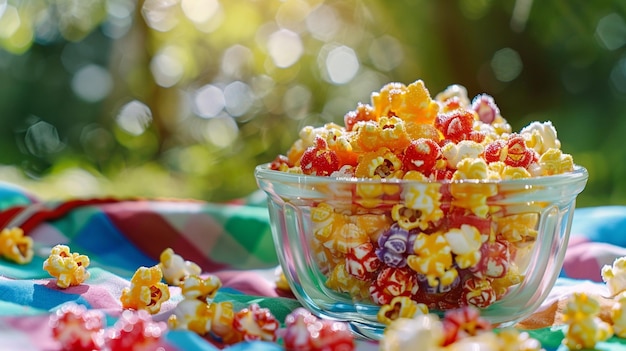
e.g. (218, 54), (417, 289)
(268, 79), (576, 312)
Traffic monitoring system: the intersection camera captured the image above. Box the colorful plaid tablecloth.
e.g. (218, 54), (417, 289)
(0, 181), (625, 351)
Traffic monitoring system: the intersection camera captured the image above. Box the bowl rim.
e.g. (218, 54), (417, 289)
(255, 163), (589, 186)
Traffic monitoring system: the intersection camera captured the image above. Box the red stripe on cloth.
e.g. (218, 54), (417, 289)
(101, 201), (229, 273)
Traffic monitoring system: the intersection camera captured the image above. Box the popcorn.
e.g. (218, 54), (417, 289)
(158, 248), (202, 286)
(43, 245), (91, 289)
(269, 78), (579, 313)
(376, 224), (415, 268)
(379, 314), (444, 351)
(49, 303), (105, 351)
(0, 227), (33, 264)
(377, 296), (429, 325)
(444, 224), (483, 269)
(611, 291), (626, 338)
(562, 292), (613, 350)
(407, 232), (458, 288)
(441, 306), (492, 346)
(208, 301), (241, 344)
(520, 121), (561, 155)
(104, 309), (167, 351)
(346, 242), (381, 280)
(120, 265), (170, 314)
(442, 140), (484, 169)
(232, 303), (280, 342)
(601, 256), (626, 297)
(370, 267), (418, 305)
(282, 307), (355, 351)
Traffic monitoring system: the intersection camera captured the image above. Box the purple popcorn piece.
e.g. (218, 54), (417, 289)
(375, 224), (416, 268)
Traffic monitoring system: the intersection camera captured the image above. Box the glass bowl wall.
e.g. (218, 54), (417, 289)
(255, 164), (588, 339)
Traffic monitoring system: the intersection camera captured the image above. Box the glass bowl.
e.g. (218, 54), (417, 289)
(255, 163), (588, 339)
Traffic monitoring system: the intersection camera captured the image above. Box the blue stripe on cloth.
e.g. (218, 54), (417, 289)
(49, 207), (158, 276)
(0, 279), (92, 312)
(570, 206), (626, 247)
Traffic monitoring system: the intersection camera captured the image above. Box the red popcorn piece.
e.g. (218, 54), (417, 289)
(470, 240), (510, 279)
(269, 154), (293, 171)
(282, 308), (355, 351)
(369, 267), (418, 305)
(300, 136), (340, 176)
(484, 135), (537, 168)
(345, 242), (381, 280)
(441, 306), (492, 346)
(435, 109), (474, 143)
(344, 102), (377, 132)
(462, 277), (496, 308)
(49, 303), (105, 351)
(105, 309), (167, 351)
(402, 138), (441, 175)
(233, 303), (280, 342)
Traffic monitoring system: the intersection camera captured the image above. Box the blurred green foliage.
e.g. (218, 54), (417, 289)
(0, 0), (625, 207)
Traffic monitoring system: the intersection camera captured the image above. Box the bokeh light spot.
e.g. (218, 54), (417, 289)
(25, 121), (64, 157)
(102, 0), (135, 39)
(142, 0), (179, 32)
(325, 45), (359, 84)
(306, 5), (339, 41)
(491, 47), (522, 82)
(222, 44), (253, 79)
(0, 5), (19, 39)
(369, 35), (404, 72)
(610, 57), (626, 94)
(194, 84), (225, 118)
(116, 100), (153, 136)
(224, 81), (253, 117)
(71, 64), (113, 102)
(283, 84), (312, 120)
(267, 29), (303, 68)
(181, 0), (220, 24)
(205, 117), (238, 147)
(595, 13), (626, 51)
(275, 0), (310, 32)
(150, 46), (185, 88)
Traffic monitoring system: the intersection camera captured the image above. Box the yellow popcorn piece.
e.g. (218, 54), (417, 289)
(611, 291), (626, 338)
(535, 148), (574, 176)
(562, 292), (613, 350)
(352, 212), (392, 242)
(489, 161), (531, 180)
(43, 244), (90, 289)
(444, 224), (483, 269)
(311, 202), (349, 240)
(377, 296), (429, 325)
(120, 265), (170, 314)
(0, 227), (33, 264)
(491, 262), (524, 298)
(325, 263), (370, 300)
(407, 232), (458, 287)
(158, 248), (202, 286)
(168, 296), (212, 335)
(380, 314), (444, 351)
(450, 182), (498, 218)
(321, 222), (369, 255)
(496, 213), (539, 243)
(398, 178), (443, 230)
(601, 256), (626, 297)
(452, 157), (491, 180)
(208, 301), (241, 344)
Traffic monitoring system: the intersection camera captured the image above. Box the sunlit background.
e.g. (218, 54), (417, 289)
(0, 0), (625, 207)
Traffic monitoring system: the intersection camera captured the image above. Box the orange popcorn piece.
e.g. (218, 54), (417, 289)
(355, 147), (404, 179)
(407, 232), (458, 287)
(354, 116), (411, 152)
(0, 227), (33, 264)
(43, 245), (90, 289)
(372, 80), (439, 125)
(450, 182), (498, 218)
(352, 213), (392, 242)
(120, 265), (170, 314)
(377, 296), (429, 325)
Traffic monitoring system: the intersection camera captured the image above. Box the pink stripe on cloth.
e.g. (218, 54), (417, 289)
(563, 236), (626, 282)
(101, 202), (230, 273)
